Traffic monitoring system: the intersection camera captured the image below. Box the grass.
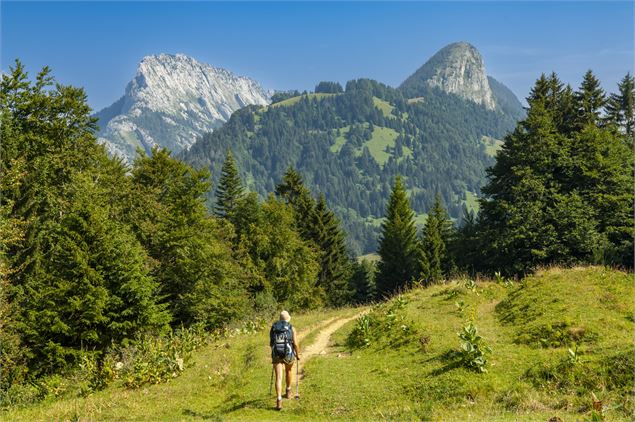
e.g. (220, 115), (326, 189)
(356, 253), (380, 263)
(4, 267), (633, 421)
(330, 126), (351, 154)
(481, 136), (504, 157)
(372, 97), (395, 118)
(270, 93), (338, 108)
(361, 126), (399, 165)
(464, 190), (480, 214)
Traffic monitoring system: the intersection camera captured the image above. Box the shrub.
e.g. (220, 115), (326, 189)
(347, 295), (420, 349)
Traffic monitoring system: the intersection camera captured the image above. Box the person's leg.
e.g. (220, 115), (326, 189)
(274, 363), (284, 400)
(285, 362), (293, 397)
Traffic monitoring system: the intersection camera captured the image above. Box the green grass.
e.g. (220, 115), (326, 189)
(372, 97), (394, 118)
(481, 136), (504, 157)
(356, 253), (380, 263)
(329, 126), (351, 154)
(4, 267), (633, 421)
(270, 93), (338, 108)
(361, 126), (399, 165)
(464, 190), (480, 214)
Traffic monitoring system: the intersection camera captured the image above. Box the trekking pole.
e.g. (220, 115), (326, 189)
(269, 365), (274, 396)
(295, 357), (300, 399)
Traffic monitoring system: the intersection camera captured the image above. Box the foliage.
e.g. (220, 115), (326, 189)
(315, 81), (343, 94)
(238, 195), (322, 310)
(471, 71), (634, 275)
(457, 321), (491, 373)
(376, 176), (422, 296)
(421, 193), (454, 283)
(347, 295), (418, 349)
(213, 149), (244, 220)
(182, 75), (522, 254)
(349, 259), (377, 303)
(130, 148), (251, 328)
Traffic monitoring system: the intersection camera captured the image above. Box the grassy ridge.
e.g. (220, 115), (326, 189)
(3, 267), (632, 421)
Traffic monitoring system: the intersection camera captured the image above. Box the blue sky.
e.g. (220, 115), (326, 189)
(2, 1), (633, 111)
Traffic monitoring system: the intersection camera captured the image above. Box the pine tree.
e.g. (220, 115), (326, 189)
(421, 193), (454, 283)
(575, 70), (606, 128)
(376, 176), (421, 296)
(214, 150), (244, 220)
(349, 259), (377, 303)
(605, 73), (635, 136)
(275, 167), (317, 240)
(313, 194), (352, 306)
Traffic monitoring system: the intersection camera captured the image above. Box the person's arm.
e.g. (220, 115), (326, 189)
(292, 327), (301, 359)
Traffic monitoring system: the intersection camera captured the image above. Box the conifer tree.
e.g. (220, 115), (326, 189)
(421, 193), (454, 283)
(275, 167), (317, 240)
(376, 176), (421, 296)
(575, 70), (606, 128)
(605, 73), (635, 136)
(313, 194), (352, 306)
(214, 150), (244, 220)
(349, 259), (377, 303)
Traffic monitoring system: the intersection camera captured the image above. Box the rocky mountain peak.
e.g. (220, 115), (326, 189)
(94, 53), (270, 163)
(399, 42), (496, 110)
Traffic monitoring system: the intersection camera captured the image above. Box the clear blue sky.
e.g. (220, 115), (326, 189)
(2, 1), (633, 111)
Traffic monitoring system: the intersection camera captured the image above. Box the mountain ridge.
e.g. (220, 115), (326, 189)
(94, 53), (271, 162)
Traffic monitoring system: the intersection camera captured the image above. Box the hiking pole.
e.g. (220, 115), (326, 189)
(269, 365), (274, 396)
(295, 357), (300, 399)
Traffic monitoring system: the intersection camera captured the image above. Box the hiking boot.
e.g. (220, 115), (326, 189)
(285, 388), (292, 399)
(276, 399), (282, 410)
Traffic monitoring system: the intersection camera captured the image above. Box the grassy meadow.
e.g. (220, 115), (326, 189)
(2, 267), (633, 421)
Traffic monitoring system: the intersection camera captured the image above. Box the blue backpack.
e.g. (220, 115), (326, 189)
(270, 320), (294, 359)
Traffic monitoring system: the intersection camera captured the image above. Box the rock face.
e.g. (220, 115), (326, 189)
(399, 42), (497, 110)
(94, 53), (271, 163)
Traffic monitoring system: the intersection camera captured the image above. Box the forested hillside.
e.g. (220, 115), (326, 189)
(183, 76), (522, 254)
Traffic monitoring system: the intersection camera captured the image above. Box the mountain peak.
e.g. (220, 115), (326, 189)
(95, 53), (271, 162)
(399, 42), (496, 110)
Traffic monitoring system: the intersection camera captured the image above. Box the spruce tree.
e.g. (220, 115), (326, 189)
(421, 193), (454, 283)
(575, 70), (606, 128)
(275, 167), (317, 240)
(214, 150), (244, 220)
(349, 259), (377, 303)
(313, 194), (352, 306)
(376, 176), (421, 296)
(605, 73), (635, 136)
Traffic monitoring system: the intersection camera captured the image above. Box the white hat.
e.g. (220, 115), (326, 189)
(280, 310), (291, 322)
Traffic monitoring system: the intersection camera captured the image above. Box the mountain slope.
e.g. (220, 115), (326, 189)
(94, 54), (271, 162)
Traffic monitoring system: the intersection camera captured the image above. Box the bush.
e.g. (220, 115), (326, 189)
(457, 322), (491, 373)
(347, 295), (420, 349)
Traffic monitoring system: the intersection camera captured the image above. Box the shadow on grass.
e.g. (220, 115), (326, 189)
(182, 408), (223, 420)
(428, 349), (462, 376)
(183, 398), (273, 420)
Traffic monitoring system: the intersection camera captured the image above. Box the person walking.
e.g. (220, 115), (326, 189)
(270, 310), (301, 410)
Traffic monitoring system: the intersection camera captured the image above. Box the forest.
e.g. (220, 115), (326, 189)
(0, 60), (633, 410)
(182, 76), (525, 254)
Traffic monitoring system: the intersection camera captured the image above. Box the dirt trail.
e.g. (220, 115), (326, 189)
(298, 312), (364, 373)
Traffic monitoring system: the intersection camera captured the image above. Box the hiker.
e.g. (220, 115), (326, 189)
(270, 310), (301, 410)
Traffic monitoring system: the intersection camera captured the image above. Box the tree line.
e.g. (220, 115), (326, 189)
(375, 70), (634, 296)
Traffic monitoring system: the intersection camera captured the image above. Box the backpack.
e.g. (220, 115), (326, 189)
(270, 320), (293, 359)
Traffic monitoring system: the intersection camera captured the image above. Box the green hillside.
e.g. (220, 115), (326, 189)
(5, 267), (632, 421)
(182, 79), (523, 254)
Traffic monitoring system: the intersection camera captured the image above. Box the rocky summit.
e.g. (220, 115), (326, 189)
(94, 53), (271, 163)
(399, 42), (497, 110)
